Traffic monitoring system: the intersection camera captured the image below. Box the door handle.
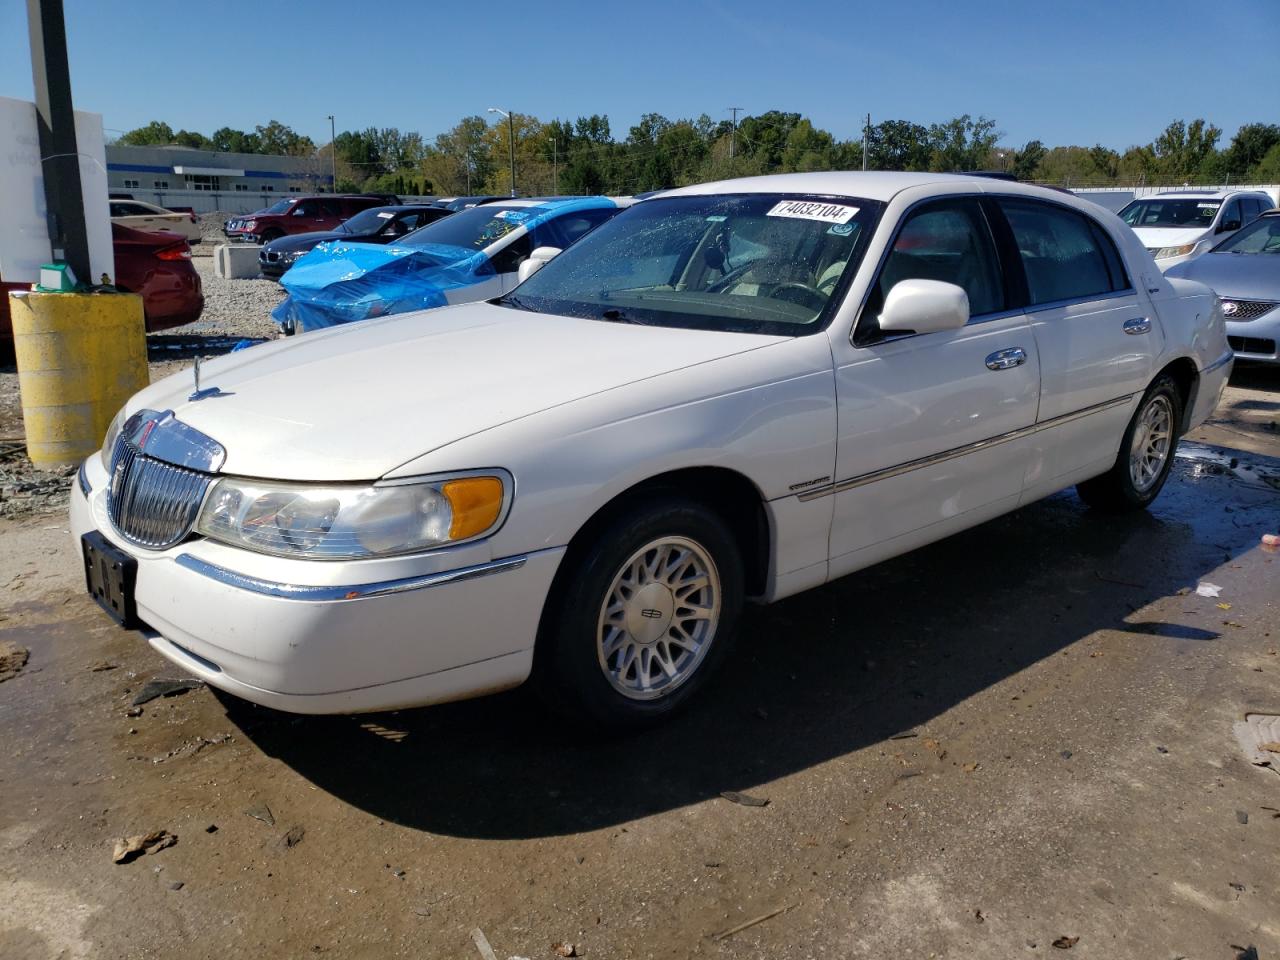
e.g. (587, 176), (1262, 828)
(985, 347), (1027, 370)
(1123, 317), (1152, 335)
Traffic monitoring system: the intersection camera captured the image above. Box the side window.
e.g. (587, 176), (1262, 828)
(109, 202), (128, 217)
(868, 198), (1005, 324)
(550, 208), (618, 248)
(318, 199), (343, 218)
(489, 232), (534, 274)
(291, 200), (317, 217)
(1220, 199), (1241, 230)
(999, 199), (1126, 306)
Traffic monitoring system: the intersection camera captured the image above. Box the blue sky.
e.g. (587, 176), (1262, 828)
(1, 0), (1276, 150)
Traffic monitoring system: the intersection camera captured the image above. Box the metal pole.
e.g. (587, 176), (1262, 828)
(26, 0), (90, 284)
(327, 114), (336, 192)
(552, 138), (558, 196)
(728, 107), (741, 174)
(507, 112), (516, 197)
(862, 113), (870, 171)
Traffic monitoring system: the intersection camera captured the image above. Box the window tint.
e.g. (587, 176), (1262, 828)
(871, 198), (1005, 320)
(999, 199), (1125, 306)
(550, 207), (618, 247)
(1221, 199), (1241, 228)
(489, 233), (534, 274)
(292, 200), (318, 216)
(318, 199), (343, 217)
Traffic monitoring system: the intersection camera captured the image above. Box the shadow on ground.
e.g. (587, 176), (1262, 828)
(216, 447), (1276, 840)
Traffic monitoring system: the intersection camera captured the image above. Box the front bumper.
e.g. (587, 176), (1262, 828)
(71, 455), (563, 714)
(1225, 312), (1280, 364)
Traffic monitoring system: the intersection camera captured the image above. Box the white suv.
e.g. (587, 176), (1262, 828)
(1119, 189), (1275, 271)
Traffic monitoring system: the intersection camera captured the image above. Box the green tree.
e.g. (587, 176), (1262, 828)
(209, 127), (261, 153)
(1011, 139), (1046, 180)
(172, 129), (211, 149)
(117, 120), (175, 146)
(1151, 118), (1221, 179)
(1222, 123), (1280, 180)
(927, 115), (1000, 171)
(254, 120), (315, 157)
(1250, 142), (1280, 181)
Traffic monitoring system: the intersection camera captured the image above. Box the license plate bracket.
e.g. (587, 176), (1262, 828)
(82, 532), (139, 628)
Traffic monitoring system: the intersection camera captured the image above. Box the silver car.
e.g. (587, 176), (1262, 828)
(1167, 210), (1280, 364)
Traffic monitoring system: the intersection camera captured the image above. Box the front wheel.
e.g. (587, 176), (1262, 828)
(1077, 373), (1182, 511)
(534, 497), (744, 730)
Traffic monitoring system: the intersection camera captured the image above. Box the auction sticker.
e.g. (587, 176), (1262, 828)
(767, 200), (859, 224)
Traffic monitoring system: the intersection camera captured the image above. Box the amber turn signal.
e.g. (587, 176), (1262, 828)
(442, 477), (505, 540)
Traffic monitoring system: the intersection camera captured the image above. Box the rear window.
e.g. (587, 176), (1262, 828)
(1000, 199), (1129, 305)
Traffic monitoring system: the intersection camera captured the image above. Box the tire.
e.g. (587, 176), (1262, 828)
(1076, 373), (1183, 511)
(259, 229), (283, 244)
(533, 496), (744, 730)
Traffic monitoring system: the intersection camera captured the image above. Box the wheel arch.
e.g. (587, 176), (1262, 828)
(550, 465), (772, 604)
(1155, 355), (1199, 433)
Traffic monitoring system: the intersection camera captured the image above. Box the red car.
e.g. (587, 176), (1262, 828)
(1, 223), (204, 344)
(223, 194), (398, 244)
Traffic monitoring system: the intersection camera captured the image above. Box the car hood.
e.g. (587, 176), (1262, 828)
(283, 240), (481, 290)
(126, 301), (786, 481)
(1165, 252), (1280, 300)
(1131, 226), (1209, 249)
(264, 230), (351, 253)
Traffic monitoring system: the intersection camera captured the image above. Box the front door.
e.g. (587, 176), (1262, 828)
(827, 196), (1040, 579)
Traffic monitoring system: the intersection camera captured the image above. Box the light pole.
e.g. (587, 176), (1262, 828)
(727, 106), (742, 175)
(326, 114), (336, 192)
(549, 136), (558, 195)
(488, 107), (516, 197)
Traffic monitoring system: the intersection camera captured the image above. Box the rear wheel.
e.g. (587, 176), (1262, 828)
(1077, 373), (1182, 511)
(534, 497), (743, 729)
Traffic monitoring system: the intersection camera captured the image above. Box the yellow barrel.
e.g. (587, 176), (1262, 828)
(9, 290), (149, 466)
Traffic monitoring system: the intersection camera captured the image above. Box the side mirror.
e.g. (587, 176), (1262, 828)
(517, 246), (562, 283)
(1218, 219), (1241, 233)
(879, 278), (970, 334)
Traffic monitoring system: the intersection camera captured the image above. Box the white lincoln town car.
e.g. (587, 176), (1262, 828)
(73, 172), (1233, 728)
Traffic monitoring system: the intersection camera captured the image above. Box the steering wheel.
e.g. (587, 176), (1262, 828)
(767, 282), (828, 312)
(705, 260), (754, 293)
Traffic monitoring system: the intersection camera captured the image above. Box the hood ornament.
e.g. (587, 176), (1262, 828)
(189, 356), (229, 401)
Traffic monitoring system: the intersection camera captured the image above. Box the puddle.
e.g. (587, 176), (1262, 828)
(1176, 442), (1280, 492)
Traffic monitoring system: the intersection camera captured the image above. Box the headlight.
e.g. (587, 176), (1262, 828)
(243, 220), (257, 231)
(195, 472), (510, 559)
(1153, 242), (1196, 260)
(100, 406), (127, 470)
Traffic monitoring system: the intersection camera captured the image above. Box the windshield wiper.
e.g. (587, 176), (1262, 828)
(496, 294), (538, 312)
(599, 307), (649, 325)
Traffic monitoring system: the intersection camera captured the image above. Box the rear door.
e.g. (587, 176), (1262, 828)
(994, 196), (1158, 500)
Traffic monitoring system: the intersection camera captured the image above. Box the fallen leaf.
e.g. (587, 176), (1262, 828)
(1217, 602), (1232, 610)
(1052, 935), (1080, 949)
(721, 790), (769, 808)
(111, 830), (177, 864)
(963, 762), (980, 773)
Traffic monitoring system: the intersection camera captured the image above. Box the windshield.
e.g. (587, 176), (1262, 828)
(397, 204), (530, 252)
(505, 194), (878, 336)
(262, 199), (293, 215)
(339, 208), (397, 235)
(1213, 216), (1280, 255)
(1120, 198), (1220, 228)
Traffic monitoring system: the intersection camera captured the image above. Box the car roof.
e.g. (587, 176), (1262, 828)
(655, 171), (1093, 205)
(482, 196), (625, 209)
(1146, 189), (1268, 200)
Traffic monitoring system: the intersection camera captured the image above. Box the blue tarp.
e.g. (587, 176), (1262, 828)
(272, 197), (619, 333)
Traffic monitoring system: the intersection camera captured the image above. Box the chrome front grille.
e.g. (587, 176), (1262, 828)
(1220, 298), (1277, 322)
(107, 436), (212, 549)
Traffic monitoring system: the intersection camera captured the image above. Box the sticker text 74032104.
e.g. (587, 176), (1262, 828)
(766, 200), (859, 225)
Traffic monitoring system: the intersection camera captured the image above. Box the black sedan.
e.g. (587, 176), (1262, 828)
(258, 205), (453, 279)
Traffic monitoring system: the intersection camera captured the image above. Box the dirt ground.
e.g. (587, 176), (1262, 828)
(1, 366), (1279, 960)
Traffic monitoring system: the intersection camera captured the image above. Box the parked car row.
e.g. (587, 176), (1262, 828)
(74, 171), (1235, 729)
(272, 196), (631, 333)
(258, 205), (455, 279)
(223, 194), (400, 244)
